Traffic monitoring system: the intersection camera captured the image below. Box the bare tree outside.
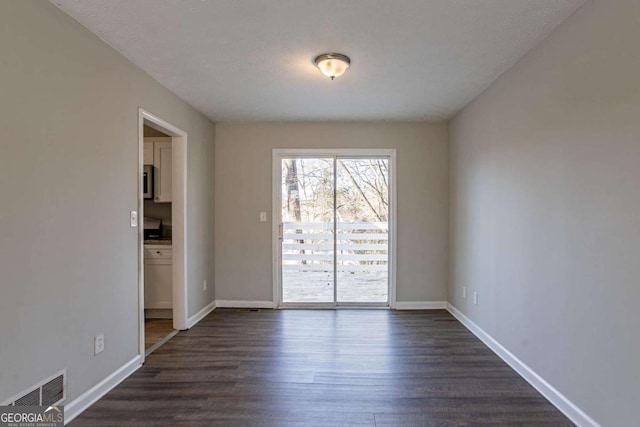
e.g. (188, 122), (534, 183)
(283, 159), (302, 223)
(282, 158), (388, 223)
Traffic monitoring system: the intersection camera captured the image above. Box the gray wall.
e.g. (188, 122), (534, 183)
(448, 0), (640, 425)
(215, 122), (448, 303)
(0, 1), (215, 405)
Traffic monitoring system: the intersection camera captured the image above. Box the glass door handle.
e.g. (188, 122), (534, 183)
(278, 223), (283, 241)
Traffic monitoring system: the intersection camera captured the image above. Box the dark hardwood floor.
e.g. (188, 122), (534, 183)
(145, 319), (175, 351)
(71, 309), (572, 426)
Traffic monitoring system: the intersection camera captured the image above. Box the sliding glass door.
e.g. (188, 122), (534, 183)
(335, 158), (389, 304)
(281, 158), (335, 303)
(278, 153), (391, 307)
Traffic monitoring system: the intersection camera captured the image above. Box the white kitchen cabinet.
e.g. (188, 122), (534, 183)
(144, 245), (172, 309)
(153, 141), (172, 203)
(144, 137), (172, 203)
(143, 142), (154, 165)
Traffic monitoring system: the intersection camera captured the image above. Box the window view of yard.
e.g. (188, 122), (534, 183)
(281, 157), (389, 304)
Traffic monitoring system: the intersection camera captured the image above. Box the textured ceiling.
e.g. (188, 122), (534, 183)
(51, 0), (587, 122)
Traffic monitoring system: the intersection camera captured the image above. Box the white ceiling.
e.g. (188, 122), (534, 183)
(51, 0), (587, 122)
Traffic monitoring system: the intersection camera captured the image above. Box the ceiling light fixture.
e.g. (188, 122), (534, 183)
(314, 53), (351, 80)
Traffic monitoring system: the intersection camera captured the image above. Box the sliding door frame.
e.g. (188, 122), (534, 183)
(272, 149), (397, 309)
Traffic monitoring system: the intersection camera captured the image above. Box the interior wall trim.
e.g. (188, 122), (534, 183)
(214, 300), (449, 310)
(394, 301), (447, 310)
(215, 300), (277, 309)
(186, 300), (217, 329)
(446, 303), (600, 427)
(64, 356), (141, 425)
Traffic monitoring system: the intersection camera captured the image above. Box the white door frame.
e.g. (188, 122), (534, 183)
(272, 148), (397, 309)
(138, 108), (188, 364)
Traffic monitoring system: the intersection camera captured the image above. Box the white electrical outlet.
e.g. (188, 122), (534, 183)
(94, 333), (104, 355)
(473, 291), (478, 306)
(203, 280), (208, 291)
(259, 212), (267, 222)
(462, 286), (467, 299)
(130, 211), (138, 228)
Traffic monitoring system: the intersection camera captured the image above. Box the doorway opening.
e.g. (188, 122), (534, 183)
(138, 109), (188, 362)
(273, 149), (397, 308)
(142, 125), (175, 356)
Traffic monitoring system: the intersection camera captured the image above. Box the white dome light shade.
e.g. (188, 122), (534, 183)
(314, 53), (351, 80)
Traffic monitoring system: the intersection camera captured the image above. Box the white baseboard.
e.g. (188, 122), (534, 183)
(215, 300), (275, 309)
(394, 301), (447, 310)
(186, 300), (216, 329)
(64, 355), (141, 425)
(446, 303), (600, 427)
(145, 301), (172, 310)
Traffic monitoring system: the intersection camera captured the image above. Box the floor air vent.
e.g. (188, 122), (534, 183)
(236, 308), (261, 312)
(42, 374), (65, 406)
(14, 389), (40, 406)
(2, 370), (66, 407)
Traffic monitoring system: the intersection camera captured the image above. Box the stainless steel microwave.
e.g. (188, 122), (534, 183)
(143, 165), (153, 199)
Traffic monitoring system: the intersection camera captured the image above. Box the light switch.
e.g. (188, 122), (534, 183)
(130, 211), (138, 228)
(259, 212), (267, 222)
